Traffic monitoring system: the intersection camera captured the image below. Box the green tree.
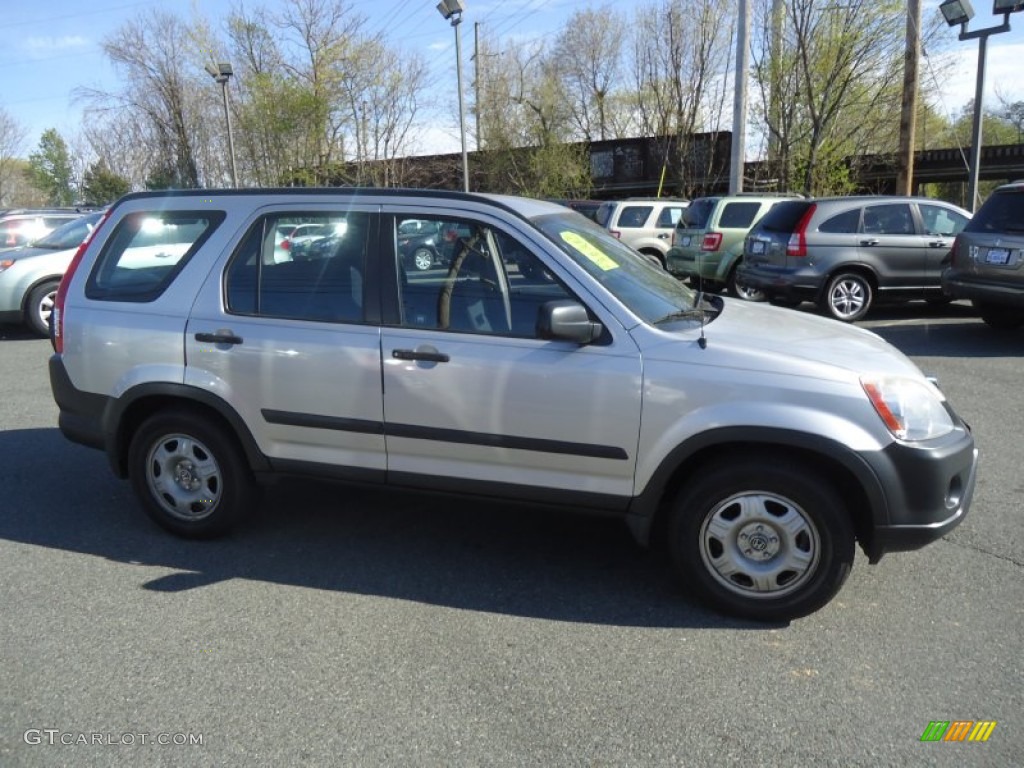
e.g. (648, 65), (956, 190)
(82, 161), (131, 204)
(28, 128), (75, 205)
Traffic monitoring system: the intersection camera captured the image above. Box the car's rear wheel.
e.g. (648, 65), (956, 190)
(727, 268), (766, 302)
(668, 458), (855, 622)
(821, 271), (872, 322)
(976, 302), (1024, 330)
(128, 410), (255, 538)
(412, 247), (434, 271)
(26, 280), (59, 337)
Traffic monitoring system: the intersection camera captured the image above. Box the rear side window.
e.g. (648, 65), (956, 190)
(86, 211), (224, 302)
(681, 198), (717, 229)
(964, 190), (1024, 233)
(655, 206), (685, 228)
(756, 201), (814, 233)
(718, 202), (762, 229)
(226, 212), (368, 323)
(617, 206), (653, 228)
(595, 202), (615, 227)
(819, 208), (860, 234)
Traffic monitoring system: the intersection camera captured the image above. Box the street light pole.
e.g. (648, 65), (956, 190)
(437, 0), (470, 193)
(205, 62), (239, 188)
(938, 0), (1020, 211)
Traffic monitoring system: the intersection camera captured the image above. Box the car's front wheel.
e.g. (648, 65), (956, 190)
(26, 280), (59, 337)
(128, 410), (255, 538)
(668, 458), (855, 622)
(821, 271), (873, 322)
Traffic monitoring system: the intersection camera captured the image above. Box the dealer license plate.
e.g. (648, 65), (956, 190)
(986, 248), (1011, 265)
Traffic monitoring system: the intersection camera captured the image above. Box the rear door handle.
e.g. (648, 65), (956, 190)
(859, 238), (879, 246)
(928, 240), (949, 248)
(392, 348), (450, 363)
(195, 330), (244, 345)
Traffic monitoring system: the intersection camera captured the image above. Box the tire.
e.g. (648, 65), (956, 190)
(668, 458), (855, 622)
(640, 250), (666, 269)
(727, 268), (766, 302)
(26, 280), (59, 337)
(976, 303), (1024, 330)
(128, 409), (255, 538)
(821, 271), (873, 322)
(412, 247), (434, 271)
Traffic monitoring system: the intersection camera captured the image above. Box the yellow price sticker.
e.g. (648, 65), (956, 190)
(560, 231), (618, 271)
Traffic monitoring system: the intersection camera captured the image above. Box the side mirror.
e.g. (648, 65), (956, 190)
(537, 300), (603, 344)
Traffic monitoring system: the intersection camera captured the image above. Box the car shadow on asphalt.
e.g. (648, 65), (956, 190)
(0, 427), (772, 630)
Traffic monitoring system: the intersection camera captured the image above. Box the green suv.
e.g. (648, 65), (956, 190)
(666, 194), (799, 300)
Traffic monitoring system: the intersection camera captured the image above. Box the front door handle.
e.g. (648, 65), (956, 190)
(195, 330), (244, 345)
(392, 348), (450, 363)
(859, 238), (879, 246)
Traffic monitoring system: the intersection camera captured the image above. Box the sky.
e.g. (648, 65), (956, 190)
(2, 0), (1024, 160)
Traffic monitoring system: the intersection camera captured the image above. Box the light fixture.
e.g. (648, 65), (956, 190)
(436, 0), (465, 20)
(940, 0), (975, 26)
(993, 0), (1024, 14)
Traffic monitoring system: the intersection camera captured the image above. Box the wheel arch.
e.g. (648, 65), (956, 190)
(627, 427), (885, 558)
(818, 263), (879, 300)
(106, 383), (270, 478)
(20, 274), (62, 316)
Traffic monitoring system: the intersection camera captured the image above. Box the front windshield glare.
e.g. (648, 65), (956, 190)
(535, 213), (696, 323)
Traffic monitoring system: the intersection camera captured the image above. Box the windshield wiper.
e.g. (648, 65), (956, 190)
(654, 308), (709, 325)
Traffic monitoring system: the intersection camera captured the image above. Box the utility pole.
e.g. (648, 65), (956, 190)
(474, 22), (481, 150)
(729, 0), (750, 193)
(896, 0), (921, 195)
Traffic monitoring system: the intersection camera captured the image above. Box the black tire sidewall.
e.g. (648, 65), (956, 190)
(669, 461), (855, 622)
(128, 410), (254, 538)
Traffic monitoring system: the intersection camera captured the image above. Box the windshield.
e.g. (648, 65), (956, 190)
(33, 214), (101, 250)
(533, 212), (698, 323)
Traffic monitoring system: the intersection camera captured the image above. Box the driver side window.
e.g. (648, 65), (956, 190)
(395, 215), (572, 338)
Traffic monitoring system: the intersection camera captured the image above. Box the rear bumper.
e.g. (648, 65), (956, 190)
(736, 263), (822, 302)
(49, 354), (108, 452)
(942, 270), (1024, 308)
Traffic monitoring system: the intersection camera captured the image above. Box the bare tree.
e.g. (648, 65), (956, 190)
(78, 10), (212, 188)
(750, 0), (908, 194)
(551, 7), (625, 142)
(627, 0), (735, 195)
(0, 109), (27, 206)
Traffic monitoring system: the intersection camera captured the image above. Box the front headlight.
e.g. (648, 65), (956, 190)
(861, 375), (955, 441)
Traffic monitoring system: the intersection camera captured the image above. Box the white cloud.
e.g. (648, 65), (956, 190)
(927, 40), (1024, 116)
(21, 35), (89, 58)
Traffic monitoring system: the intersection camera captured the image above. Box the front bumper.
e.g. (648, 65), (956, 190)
(861, 419), (978, 562)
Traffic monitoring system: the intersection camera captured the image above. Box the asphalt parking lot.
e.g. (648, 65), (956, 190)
(1, 300), (1021, 767)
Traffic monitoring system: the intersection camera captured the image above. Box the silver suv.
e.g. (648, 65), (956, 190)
(595, 198), (689, 267)
(738, 196), (971, 321)
(49, 189), (978, 621)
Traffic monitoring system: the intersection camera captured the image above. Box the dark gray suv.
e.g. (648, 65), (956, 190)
(738, 196), (971, 321)
(942, 181), (1024, 329)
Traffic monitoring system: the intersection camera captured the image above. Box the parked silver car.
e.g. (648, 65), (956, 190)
(49, 189), (977, 621)
(0, 212), (103, 335)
